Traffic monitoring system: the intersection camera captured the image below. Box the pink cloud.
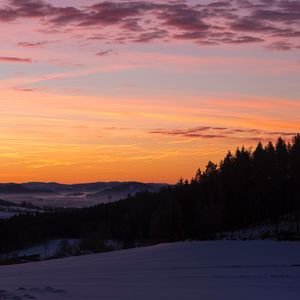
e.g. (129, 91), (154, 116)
(96, 49), (113, 56)
(149, 126), (297, 140)
(0, 0), (298, 50)
(0, 56), (32, 63)
(17, 41), (48, 48)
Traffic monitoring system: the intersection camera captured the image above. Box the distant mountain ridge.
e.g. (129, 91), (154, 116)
(0, 182), (168, 208)
(21, 181), (167, 194)
(0, 183), (55, 194)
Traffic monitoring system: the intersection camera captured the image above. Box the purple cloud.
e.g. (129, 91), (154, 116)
(149, 126), (297, 140)
(149, 126), (226, 139)
(96, 49), (113, 56)
(267, 40), (295, 51)
(0, 0), (298, 50)
(17, 41), (48, 47)
(133, 29), (168, 43)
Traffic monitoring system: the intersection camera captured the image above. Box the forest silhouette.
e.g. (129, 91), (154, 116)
(1, 134), (300, 254)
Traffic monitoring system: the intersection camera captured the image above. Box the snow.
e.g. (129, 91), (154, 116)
(1, 239), (122, 261)
(0, 241), (300, 300)
(11, 239), (79, 259)
(0, 205), (44, 219)
(214, 219), (300, 240)
(0, 211), (17, 219)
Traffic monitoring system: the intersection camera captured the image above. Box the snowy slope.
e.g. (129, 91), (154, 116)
(0, 211), (17, 219)
(0, 241), (300, 300)
(11, 239), (80, 259)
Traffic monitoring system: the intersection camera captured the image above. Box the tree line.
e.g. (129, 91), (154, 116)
(1, 134), (300, 253)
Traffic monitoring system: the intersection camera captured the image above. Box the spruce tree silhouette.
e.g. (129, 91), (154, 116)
(1, 135), (300, 255)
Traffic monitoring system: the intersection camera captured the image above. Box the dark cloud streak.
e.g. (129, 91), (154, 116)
(17, 41), (48, 48)
(149, 126), (296, 140)
(0, 56), (32, 63)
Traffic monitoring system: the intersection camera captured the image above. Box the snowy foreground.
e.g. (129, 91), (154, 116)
(1, 241), (300, 300)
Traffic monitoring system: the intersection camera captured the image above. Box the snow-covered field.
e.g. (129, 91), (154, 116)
(1, 241), (300, 300)
(0, 211), (17, 219)
(1, 239), (123, 261)
(0, 208), (43, 219)
(10, 239), (80, 259)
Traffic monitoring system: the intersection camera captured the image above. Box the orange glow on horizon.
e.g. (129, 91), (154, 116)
(0, 89), (299, 184)
(0, 0), (299, 183)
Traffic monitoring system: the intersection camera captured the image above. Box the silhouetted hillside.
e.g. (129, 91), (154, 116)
(87, 182), (164, 198)
(0, 184), (55, 194)
(1, 135), (300, 254)
(0, 182), (168, 208)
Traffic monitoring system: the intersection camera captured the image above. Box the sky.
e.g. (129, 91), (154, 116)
(0, 0), (299, 183)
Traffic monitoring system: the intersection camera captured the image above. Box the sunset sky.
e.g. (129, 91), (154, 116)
(0, 0), (299, 183)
